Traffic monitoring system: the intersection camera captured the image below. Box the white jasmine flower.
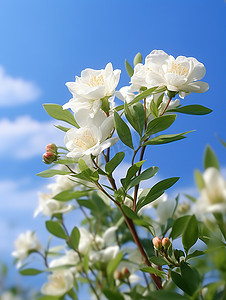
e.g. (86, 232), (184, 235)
(12, 231), (42, 268)
(49, 249), (80, 269)
(34, 192), (74, 218)
(63, 63), (121, 117)
(90, 245), (120, 264)
(64, 115), (118, 159)
(41, 269), (74, 296)
(195, 167), (226, 215)
(78, 227), (95, 254)
(115, 85), (136, 103)
(131, 50), (209, 98)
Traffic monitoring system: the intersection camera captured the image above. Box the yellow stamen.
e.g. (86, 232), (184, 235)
(89, 75), (104, 87)
(168, 62), (189, 77)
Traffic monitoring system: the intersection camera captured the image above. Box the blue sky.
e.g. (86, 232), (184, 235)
(0, 0), (226, 293)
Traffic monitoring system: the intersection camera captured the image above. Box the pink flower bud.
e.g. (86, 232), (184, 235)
(121, 267), (130, 278)
(42, 152), (57, 164)
(162, 237), (171, 250)
(45, 143), (57, 154)
(114, 270), (123, 281)
(152, 237), (162, 250)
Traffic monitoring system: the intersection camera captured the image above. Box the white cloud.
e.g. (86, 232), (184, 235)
(0, 66), (41, 106)
(0, 115), (65, 158)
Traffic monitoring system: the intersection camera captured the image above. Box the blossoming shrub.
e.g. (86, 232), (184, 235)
(12, 50), (226, 300)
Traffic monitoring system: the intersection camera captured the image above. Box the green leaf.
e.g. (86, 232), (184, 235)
(145, 291), (191, 300)
(204, 145), (219, 170)
(78, 159), (99, 182)
(150, 177), (179, 195)
(182, 215), (198, 254)
(136, 177), (179, 212)
(194, 169), (205, 191)
(107, 251), (123, 277)
(19, 268), (43, 276)
(129, 86), (166, 106)
(105, 152), (125, 174)
(70, 227), (80, 250)
(144, 131), (193, 146)
(54, 125), (70, 132)
(53, 190), (90, 202)
(143, 115), (177, 140)
(140, 266), (166, 278)
(124, 101), (145, 136)
(43, 104), (79, 127)
(124, 160), (145, 187)
(168, 104), (212, 115)
(114, 111), (134, 149)
(103, 289), (125, 300)
(37, 169), (71, 178)
(125, 59), (134, 77)
(170, 215), (191, 240)
(46, 221), (67, 240)
(180, 261), (200, 295)
(133, 52), (143, 66)
(186, 250), (205, 260)
(149, 100), (159, 118)
(126, 166), (159, 190)
(149, 256), (168, 266)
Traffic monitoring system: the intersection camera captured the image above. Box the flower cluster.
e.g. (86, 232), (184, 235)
(12, 50), (226, 300)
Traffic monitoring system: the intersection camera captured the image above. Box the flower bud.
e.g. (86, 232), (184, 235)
(161, 237), (171, 250)
(114, 270), (123, 281)
(43, 152), (57, 164)
(152, 237), (162, 250)
(121, 267), (130, 278)
(45, 143), (58, 154)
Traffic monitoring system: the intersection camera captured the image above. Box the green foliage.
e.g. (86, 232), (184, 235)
(145, 291), (191, 300)
(105, 152), (125, 175)
(103, 289), (125, 300)
(171, 262), (200, 296)
(69, 227), (80, 250)
(126, 166), (159, 191)
(43, 104), (79, 128)
(124, 101), (145, 136)
(182, 215), (199, 254)
(54, 124), (70, 132)
(129, 86), (166, 106)
(107, 252), (123, 277)
(37, 169), (71, 178)
(140, 266), (166, 278)
(168, 104), (212, 115)
(45, 221), (67, 240)
(204, 145), (220, 170)
(133, 52), (143, 66)
(144, 131), (194, 145)
(125, 59), (134, 77)
(19, 268), (43, 276)
(53, 190), (90, 202)
(142, 114), (177, 140)
(194, 169), (205, 191)
(170, 215), (191, 240)
(114, 111), (134, 149)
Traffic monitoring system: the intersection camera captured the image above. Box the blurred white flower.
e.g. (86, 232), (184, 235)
(131, 50), (209, 98)
(49, 249), (80, 269)
(34, 192), (74, 218)
(195, 167), (226, 215)
(156, 196), (177, 223)
(63, 63), (121, 117)
(47, 174), (77, 195)
(115, 85), (136, 103)
(90, 245), (120, 264)
(12, 231), (42, 268)
(64, 115), (118, 159)
(41, 269), (74, 296)
(0, 292), (22, 300)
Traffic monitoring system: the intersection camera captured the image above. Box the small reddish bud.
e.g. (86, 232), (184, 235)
(114, 270), (123, 281)
(152, 237), (162, 250)
(43, 152), (57, 164)
(121, 267), (130, 278)
(162, 237), (171, 250)
(45, 143), (58, 154)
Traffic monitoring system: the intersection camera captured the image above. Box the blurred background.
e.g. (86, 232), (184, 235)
(0, 0), (225, 296)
